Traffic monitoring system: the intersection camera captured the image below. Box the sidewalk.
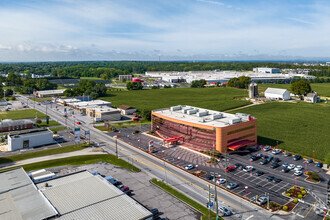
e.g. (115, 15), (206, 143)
(0, 147), (106, 169)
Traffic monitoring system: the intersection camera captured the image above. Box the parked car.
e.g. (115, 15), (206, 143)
(121, 186), (130, 192)
(243, 166), (254, 172)
(294, 165), (303, 171)
(293, 155), (302, 161)
(150, 208), (159, 217)
(282, 162), (289, 167)
(294, 170), (303, 176)
(63, 114), (67, 117)
(216, 179), (227, 185)
(206, 175), (214, 180)
(226, 165), (236, 172)
(270, 162), (280, 169)
(227, 183), (239, 190)
(260, 159), (268, 165)
(273, 158), (281, 163)
(235, 163), (244, 170)
(256, 196), (268, 205)
(266, 176), (274, 181)
(272, 149), (281, 155)
(256, 153), (264, 159)
(273, 178), (282, 183)
(76, 121), (81, 124)
(250, 156), (257, 161)
(104, 176), (118, 185)
(255, 171), (264, 176)
(306, 159), (313, 164)
(281, 167), (290, 173)
(218, 206), (232, 216)
(288, 164), (296, 170)
(284, 152), (292, 157)
(316, 162), (323, 168)
(184, 164), (194, 170)
(264, 146), (271, 151)
(266, 156), (274, 163)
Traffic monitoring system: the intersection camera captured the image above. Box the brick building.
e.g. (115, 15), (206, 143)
(0, 119), (34, 132)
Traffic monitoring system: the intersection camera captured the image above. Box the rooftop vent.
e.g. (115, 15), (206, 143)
(212, 113), (223, 120)
(229, 117), (241, 125)
(182, 107), (193, 114)
(197, 111), (208, 117)
(187, 109), (198, 115)
(170, 105), (182, 111)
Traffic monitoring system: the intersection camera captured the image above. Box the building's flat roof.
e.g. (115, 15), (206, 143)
(264, 87), (288, 95)
(153, 105), (253, 128)
(36, 171), (152, 219)
(94, 107), (120, 113)
(36, 89), (66, 95)
(9, 129), (53, 138)
(0, 168), (57, 220)
(72, 100), (111, 108)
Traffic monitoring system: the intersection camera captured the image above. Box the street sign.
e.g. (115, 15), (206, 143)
(74, 128), (81, 143)
(85, 130), (90, 135)
(46, 116), (49, 125)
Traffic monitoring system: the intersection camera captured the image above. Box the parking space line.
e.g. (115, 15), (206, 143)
(274, 183), (289, 192)
(304, 200), (317, 218)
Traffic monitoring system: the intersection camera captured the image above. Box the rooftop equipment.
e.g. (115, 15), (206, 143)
(170, 106), (182, 111)
(187, 109), (198, 115)
(229, 117), (241, 125)
(182, 107), (193, 114)
(197, 111), (208, 117)
(212, 113), (223, 120)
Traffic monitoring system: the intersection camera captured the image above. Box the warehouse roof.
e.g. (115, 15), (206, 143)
(153, 105), (254, 128)
(0, 168), (58, 220)
(36, 171), (152, 219)
(264, 88), (288, 95)
(72, 100), (112, 108)
(9, 129), (53, 138)
(118, 105), (136, 110)
(35, 89), (66, 95)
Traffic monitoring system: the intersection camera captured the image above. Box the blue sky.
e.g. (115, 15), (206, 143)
(0, 0), (329, 61)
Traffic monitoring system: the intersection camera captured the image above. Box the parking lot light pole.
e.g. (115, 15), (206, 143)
(195, 165), (198, 175)
(218, 175), (221, 185)
(178, 157), (180, 167)
(162, 150), (164, 159)
(245, 186), (248, 200)
(138, 139), (140, 148)
(276, 141), (278, 149)
(295, 177), (298, 194)
(313, 150), (315, 161)
(127, 135), (129, 143)
(305, 160), (307, 174)
(118, 131), (120, 139)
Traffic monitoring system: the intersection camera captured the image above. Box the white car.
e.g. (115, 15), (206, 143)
(272, 149), (281, 155)
(294, 165), (303, 171)
(216, 178), (226, 185)
(294, 170), (303, 176)
(288, 164), (295, 170)
(243, 166), (254, 172)
(185, 164), (194, 170)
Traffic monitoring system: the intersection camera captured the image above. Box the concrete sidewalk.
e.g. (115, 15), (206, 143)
(0, 147), (106, 169)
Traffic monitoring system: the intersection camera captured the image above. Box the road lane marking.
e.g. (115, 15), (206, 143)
(304, 200), (317, 218)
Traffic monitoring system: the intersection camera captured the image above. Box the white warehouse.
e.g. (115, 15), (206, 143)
(7, 129), (55, 151)
(264, 88), (291, 100)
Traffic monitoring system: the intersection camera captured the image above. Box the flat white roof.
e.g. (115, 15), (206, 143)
(153, 105), (252, 128)
(36, 171), (152, 219)
(264, 87), (289, 95)
(36, 89), (66, 95)
(72, 100), (111, 108)
(94, 107), (120, 113)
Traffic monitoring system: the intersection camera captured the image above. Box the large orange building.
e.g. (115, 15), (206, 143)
(151, 105), (257, 153)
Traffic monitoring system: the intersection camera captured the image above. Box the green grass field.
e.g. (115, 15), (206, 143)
(230, 102), (330, 161)
(37, 120), (61, 127)
(258, 83), (330, 97)
(34, 97), (52, 101)
(0, 154), (140, 172)
(0, 144), (90, 164)
(49, 126), (67, 133)
(101, 87), (251, 113)
(0, 109), (46, 120)
(80, 76), (102, 80)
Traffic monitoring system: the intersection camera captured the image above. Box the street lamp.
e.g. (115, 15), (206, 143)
(218, 175), (221, 185)
(118, 131), (121, 139)
(304, 160), (307, 174)
(178, 157), (180, 167)
(138, 139), (140, 148)
(294, 177), (298, 194)
(195, 165), (198, 175)
(127, 135), (129, 143)
(245, 186), (248, 200)
(276, 140), (278, 149)
(162, 150), (164, 159)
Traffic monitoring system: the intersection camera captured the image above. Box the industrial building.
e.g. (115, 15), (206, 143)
(118, 105), (137, 115)
(36, 170), (153, 220)
(86, 106), (121, 121)
(7, 129), (55, 151)
(253, 67), (281, 74)
(0, 168), (58, 219)
(57, 96), (90, 105)
(70, 100), (112, 110)
(34, 89), (66, 98)
(0, 119), (33, 132)
(264, 88), (291, 100)
(152, 105), (257, 153)
(248, 82), (259, 98)
(119, 75), (132, 81)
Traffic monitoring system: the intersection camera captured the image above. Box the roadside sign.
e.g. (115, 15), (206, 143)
(85, 130), (90, 135)
(74, 128), (81, 143)
(46, 116), (49, 125)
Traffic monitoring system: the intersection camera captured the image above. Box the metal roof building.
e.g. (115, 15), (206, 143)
(36, 171), (153, 220)
(34, 89), (66, 98)
(0, 168), (58, 220)
(264, 88), (291, 100)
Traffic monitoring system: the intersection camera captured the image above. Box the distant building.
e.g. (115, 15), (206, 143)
(117, 105), (137, 115)
(326, 62), (330, 66)
(34, 89), (66, 98)
(0, 119), (34, 132)
(248, 82), (259, 98)
(253, 67), (281, 74)
(304, 92), (320, 103)
(264, 88), (290, 100)
(7, 129), (54, 151)
(86, 106), (121, 121)
(119, 75), (132, 81)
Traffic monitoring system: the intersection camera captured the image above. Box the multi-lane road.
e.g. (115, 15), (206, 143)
(17, 95), (323, 219)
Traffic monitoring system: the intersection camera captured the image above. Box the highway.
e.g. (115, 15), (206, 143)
(18, 95), (297, 220)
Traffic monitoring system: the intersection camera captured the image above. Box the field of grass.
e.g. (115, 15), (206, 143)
(258, 83), (330, 97)
(49, 126), (67, 133)
(101, 87), (251, 113)
(0, 109), (46, 120)
(230, 102), (330, 161)
(34, 97), (52, 101)
(80, 76), (102, 80)
(37, 120), (61, 127)
(0, 154), (140, 172)
(150, 179), (218, 220)
(0, 144), (90, 164)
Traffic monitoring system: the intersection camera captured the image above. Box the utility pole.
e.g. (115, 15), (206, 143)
(225, 150), (228, 188)
(164, 162), (168, 183)
(208, 184), (211, 219)
(215, 180), (219, 220)
(115, 138), (118, 158)
(33, 90), (36, 109)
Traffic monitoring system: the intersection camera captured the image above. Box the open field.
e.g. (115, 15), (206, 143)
(230, 102), (330, 161)
(0, 109), (46, 120)
(101, 87), (251, 113)
(0, 154), (140, 172)
(258, 83), (330, 97)
(37, 120), (61, 127)
(49, 126), (67, 133)
(0, 144), (90, 164)
(34, 97), (52, 101)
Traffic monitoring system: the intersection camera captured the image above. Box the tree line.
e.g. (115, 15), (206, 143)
(63, 80), (107, 99)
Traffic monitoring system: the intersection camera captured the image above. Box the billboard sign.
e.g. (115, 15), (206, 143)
(74, 128), (81, 143)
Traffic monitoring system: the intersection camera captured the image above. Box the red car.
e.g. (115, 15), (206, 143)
(121, 186), (130, 192)
(76, 121), (81, 124)
(225, 166), (236, 172)
(132, 117), (139, 121)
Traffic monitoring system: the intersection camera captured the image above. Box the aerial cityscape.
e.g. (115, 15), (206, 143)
(0, 1), (329, 220)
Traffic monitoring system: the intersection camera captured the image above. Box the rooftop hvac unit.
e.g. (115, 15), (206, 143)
(170, 106), (182, 111)
(197, 111), (208, 117)
(235, 113), (250, 120)
(229, 117), (241, 125)
(187, 109), (198, 115)
(182, 107), (193, 114)
(199, 118), (206, 123)
(212, 113), (223, 120)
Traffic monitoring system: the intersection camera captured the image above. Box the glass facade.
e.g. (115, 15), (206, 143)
(152, 114), (216, 150)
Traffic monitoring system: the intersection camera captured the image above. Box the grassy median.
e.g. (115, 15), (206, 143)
(0, 154), (140, 172)
(150, 178), (219, 220)
(0, 144), (91, 164)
